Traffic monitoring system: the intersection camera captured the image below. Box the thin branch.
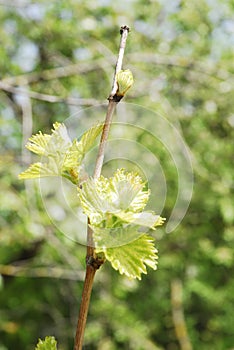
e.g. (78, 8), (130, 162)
(94, 25), (130, 179)
(0, 82), (100, 106)
(2, 50), (233, 91)
(16, 86), (33, 164)
(0, 58), (111, 86)
(171, 279), (193, 350)
(0, 264), (84, 280)
(93, 101), (116, 179)
(110, 26), (131, 98)
(129, 52), (234, 83)
(74, 25), (130, 350)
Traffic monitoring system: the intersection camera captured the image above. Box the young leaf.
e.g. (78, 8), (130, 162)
(26, 122), (70, 156)
(116, 69), (134, 97)
(78, 123), (103, 155)
(92, 225), (143, 249)
(78, 177), (116, 225)
(18, 162), (57, 179)
(95, 234), (158, 280)
(78, 169), (150, 219)
(19, 122), (102, 184)
(35, 336), (57, 350)
(108, 169), (150, 211)
(116, 211), (165, 229)
(78, 169), (165, 228)
(78, 169), (165, 278)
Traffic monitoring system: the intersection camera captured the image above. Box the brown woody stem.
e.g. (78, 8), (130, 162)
(74, 25), (130, 350)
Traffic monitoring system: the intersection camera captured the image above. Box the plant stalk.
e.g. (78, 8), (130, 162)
(74, 25), (130, 350)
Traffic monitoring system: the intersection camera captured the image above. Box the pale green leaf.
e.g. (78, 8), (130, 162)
(26, 122), (71, 156)
(116, 69), (134, 97)
(77, 169), (151, 225)
(96, 234), (158, 280)
(20, 122), (102, 183)
(35, 336), (57, 350)
(62, 139), (83, 169)
(18, 162), (57, 179)
(92, 225), (143, 248)
(26, 132), (51, 155)
(78, 123), (103, 154)
(116, 211), (166, 229)
(78, 178), (113, 225)
(109, 169), (149, 211)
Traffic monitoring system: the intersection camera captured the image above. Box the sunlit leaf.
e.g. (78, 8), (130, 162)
(109, 169), (150, 211)
(96, 234), (158, 280)
(92, 225), (143, 248)
(116, 211), (166, 229)
(26, 132), (51, 156)
(78, 169), (151, 223)
(78, 169), (164, 278)
(78, 123), (103, 154)
(26, 122), (71, 156)
(19, 122), (102, 183)
(18, 162), (56, 179)
(78, 169), (165, 229)
(78, 177), (116, 224)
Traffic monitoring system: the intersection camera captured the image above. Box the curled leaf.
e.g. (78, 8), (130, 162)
(116, 69), (134, 97)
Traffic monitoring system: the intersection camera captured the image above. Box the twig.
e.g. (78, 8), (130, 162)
(0, 264), (84, 280)
(109, 26), (130, 98)
(16, 86), (33, 164)
(0, 58), (111, 86)
(0, 82), (100, 106)
(171, 279), (193, 350)
(94, 25), (130, 179)
(128, 52), (234, 83)
(74, 25), (130, 350)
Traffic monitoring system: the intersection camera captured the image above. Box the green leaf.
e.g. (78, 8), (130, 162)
(116, 69), (134, 97)
(108, 169), (150, 212)
(35, 336), (57, 350)
(26, 131), (51, 155)
(78, 169), (151, 224)
(78, 169), (165, 279)
(78, 123), (103, 155)
(26, 122), (71, 156)
(18, 162), (57, 179)
(116, 211), (165, 229)
(78, 177), (115, 225)
(19, 122), (102, 183)
(96, 234), (158, 280)
(92, 225), (143, 249)
(78, 169), (165, 228)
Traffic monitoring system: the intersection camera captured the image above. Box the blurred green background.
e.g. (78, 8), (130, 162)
(0, 1), (234, 349)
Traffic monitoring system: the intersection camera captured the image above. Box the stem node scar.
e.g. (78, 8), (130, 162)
(120, 25), (130, 34)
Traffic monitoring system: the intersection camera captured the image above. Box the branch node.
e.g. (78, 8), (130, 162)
(108, 94), (123, 102)
(120, 25), (130, 34)
(86, 256), (105, 270)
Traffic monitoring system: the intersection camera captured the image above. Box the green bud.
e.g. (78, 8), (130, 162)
(116, 69), (134, 97)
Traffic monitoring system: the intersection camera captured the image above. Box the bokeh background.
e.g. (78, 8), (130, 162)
(0, 1), (234, 349)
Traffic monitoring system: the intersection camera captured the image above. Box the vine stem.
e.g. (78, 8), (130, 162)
(74, 25), (130, 350)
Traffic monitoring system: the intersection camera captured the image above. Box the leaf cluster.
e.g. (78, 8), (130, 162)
(19, 124), (165, 280)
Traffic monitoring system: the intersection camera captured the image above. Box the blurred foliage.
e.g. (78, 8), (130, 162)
(0, 0), (234, 349)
